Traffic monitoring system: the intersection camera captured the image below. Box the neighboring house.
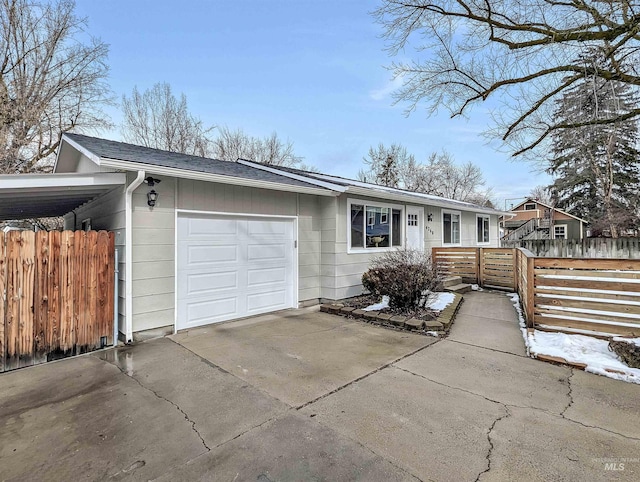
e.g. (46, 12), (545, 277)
(2, 134), (510, 341)
(500, 198), (587, 243)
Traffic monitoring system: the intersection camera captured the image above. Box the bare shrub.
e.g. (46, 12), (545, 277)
(362, 248), (442, 309)
(609, 340), (640, 369)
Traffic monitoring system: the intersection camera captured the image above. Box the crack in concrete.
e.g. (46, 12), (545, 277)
(101, 357), (211, 454)
(395, 364), (640, 452)
(446, 339), (529, 358)
(296, 338), (442, 410)
(475, 406), (511, 482)
(559, 416), (640, 441)
(392, 366), (512, 407)
(390, 365), (512, 482)
(560, 368), (575, 417)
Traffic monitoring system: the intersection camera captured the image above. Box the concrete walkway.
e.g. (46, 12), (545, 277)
(1, 292), (639, 481)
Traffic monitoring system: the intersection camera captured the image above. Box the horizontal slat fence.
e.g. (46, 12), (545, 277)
(480, 248), (516, 290)
(432, 247), (479, 283)
(1, 230), (115, 372)
(432, 246), (640, 337)
(532, 257), (640, 337)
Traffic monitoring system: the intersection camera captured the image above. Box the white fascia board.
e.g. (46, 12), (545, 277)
(0, 172), (126, 190)
(236, 159), (346, 192)
(60, 134), (102, 165)
(345, 186), (512, 216)
(99, 158), (338, 197)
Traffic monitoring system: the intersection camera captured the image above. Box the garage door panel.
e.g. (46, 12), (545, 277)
(248, 220), (287, 235)
(184, 217), (238, 236)
(247, 267), (287, 287)
(177, 213), (295, 330)
(246, 289), (287, 313)
(247, 243), (288, 262)
(186, 271), (238, 295)
(185, 297), (238, 326)
(183, 244), (239, 266)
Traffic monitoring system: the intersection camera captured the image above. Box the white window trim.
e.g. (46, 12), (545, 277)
(347, 198), (404, 254)
(476, 214), (491, 245)
(442, 209), (462, 246)
(524, 203), (536, 210)
(554, 223), (568, 239)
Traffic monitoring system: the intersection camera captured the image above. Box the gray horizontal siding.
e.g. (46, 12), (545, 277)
(131, 176), (176, 333)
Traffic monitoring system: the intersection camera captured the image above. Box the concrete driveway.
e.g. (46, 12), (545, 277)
(1, 292), (639, 481)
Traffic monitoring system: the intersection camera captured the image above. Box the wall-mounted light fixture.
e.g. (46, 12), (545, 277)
(144, 177), (161, 207)
(144, 176), (161, 187)
(147, 189), (158, 207)
(427, 213), (433, 222)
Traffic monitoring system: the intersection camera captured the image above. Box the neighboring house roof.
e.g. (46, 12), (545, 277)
(57, 133), (510, 216)
(238, 160), (511, 216)
(59, 133), (325, 192)
(509, 197), (588, 223)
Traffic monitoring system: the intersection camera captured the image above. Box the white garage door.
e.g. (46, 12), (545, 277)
(177, 213), (296, 330)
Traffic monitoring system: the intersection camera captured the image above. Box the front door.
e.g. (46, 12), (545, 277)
(406, 206), (424, 251)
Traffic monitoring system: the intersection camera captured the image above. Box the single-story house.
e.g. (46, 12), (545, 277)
(7, 134), (510, 341)
(500, 197), (587, 242)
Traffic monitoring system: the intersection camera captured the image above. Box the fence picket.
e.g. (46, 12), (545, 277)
(0, 233), (5, 372)
(0, 230), (114, 371)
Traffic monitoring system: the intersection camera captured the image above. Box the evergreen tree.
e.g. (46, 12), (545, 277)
(547, 54), (640, 237)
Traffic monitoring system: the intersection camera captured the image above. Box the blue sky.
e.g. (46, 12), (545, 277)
(75, 0), (550, 206)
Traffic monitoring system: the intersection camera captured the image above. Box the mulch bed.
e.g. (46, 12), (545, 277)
(340, 294), (438, 321)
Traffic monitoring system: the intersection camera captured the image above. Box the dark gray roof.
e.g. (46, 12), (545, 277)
(64, 133), (322, 189)
(249, 161), (508, 215)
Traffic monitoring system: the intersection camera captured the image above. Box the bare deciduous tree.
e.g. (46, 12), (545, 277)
(212, 126), (304, 167)
(0, 0), (111, 173)
(121, 82), (214, 157)
(374, 0), (640, 157)
(359, 144), (494, 204)
(529, 185), (551, 204)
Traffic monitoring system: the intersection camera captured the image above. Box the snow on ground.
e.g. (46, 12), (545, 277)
(426, 292), (455, 311)
(507, 293), (640, 384)
(471, 284), (483, 291)
(363, 295), (390, 311)
(363, 292), (455, 312)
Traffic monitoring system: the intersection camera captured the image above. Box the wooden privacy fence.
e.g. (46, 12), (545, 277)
(0, 230), (115, 372)
(433, 246), (640, 337)
(503, 237), (640, 259)
(431, 247), (479, 283)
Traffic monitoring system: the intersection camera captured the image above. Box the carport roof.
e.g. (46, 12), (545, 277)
(0, 172), (126, 220)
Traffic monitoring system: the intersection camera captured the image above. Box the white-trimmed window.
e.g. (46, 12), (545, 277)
(442, 210), (461, 245)
(476, 215), (490, 244)
(349, 199), (403, 252)
(524, 203), (536, 210)
(554, 224), (567, 239)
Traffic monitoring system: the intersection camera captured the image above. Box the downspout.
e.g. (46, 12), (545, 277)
(125, 170), (145, 342)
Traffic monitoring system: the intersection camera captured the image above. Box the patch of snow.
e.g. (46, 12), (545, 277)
(426, 331), (439, 337)
(506, 293), (640, 384)
(363, 295), (390, 311)
(471, 284), (483, 291)
(426, 292), (455, 311)
(528, 331), (640, 384)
